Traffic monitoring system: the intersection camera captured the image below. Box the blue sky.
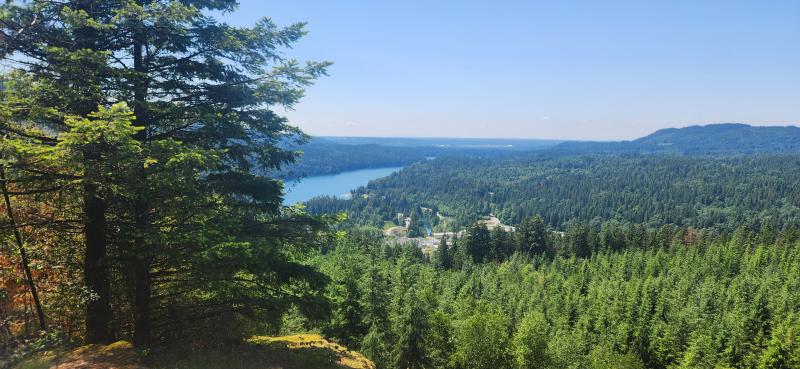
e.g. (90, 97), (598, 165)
(223, 0), (800, 140)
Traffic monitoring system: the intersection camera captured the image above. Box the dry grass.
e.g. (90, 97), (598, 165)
(12, 334), (373, 369)
(148, 334), (374, 369)
(13, 341), (145, 369)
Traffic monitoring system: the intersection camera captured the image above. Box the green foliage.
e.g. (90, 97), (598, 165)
(462, 223), (491, 263)
(588, 345), (644, 369)
(517, 215), (548, 255)
(0, 0), (331, 347)
(452, 305), (512, 369)
(392, 290), (431, 369)
(361, 323), (390, 369)
(426, 309), (453, 369)
(306, 154), (800, 232)
(323, 240), (368, 348)
(512, 312), (550, 369)
(433, 235), (452, 270)
(314, 227), (800, 369)
(757, 315), (800, 369)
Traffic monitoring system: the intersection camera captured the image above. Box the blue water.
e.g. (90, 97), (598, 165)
(283, 167), (402, 204)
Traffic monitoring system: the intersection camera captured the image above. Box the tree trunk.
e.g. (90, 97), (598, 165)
(132, 203), (151, 347)
(83, 179), (112, 343)
(131, 21), (152, 347)
(73, 0), (113, 344)
(132, 249), (151, 346)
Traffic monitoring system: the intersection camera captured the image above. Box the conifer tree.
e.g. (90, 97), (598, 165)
(513, 311), (550, 369)
(517, 215), (548, 255)
(392, 290), (431, 369)
(0, 0), (330, 345)
(463, 223), (491, 263)
(435, 234), (452, 270)
(453, 305), (512, 369)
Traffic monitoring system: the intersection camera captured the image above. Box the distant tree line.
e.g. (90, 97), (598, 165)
(276, 138), (524, 180)
(306, 154), (800, 233)
(436, 215), (790, 268)
(555, 123), (800, 155)
(276, 140), (436, 179)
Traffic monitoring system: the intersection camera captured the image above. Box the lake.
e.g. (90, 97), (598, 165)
(283, 167), (403, 204)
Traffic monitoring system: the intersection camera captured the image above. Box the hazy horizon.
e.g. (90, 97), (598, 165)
(311, 122), (800, 141)
(224, 1), (800, 140)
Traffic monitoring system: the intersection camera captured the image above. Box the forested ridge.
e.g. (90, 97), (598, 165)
(306, 154), (800, 232)
(281, 124), (800, 179)
(555, 123), (800, 154)
(277, 140), (440, 179)
(277, 137), (556, 180)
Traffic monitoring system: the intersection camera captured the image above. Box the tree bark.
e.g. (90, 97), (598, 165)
(132, 203), (151, 347)
(131, 19), (152, 347)
(73, 0), (113, 344)
(83, 178), (112, 343)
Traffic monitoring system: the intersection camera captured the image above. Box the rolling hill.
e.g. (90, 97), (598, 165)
(555, 123), (800, 154)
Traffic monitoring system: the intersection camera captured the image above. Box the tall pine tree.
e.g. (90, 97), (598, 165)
(0, 0), (331, 345)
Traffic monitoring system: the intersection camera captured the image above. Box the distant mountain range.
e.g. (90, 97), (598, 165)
(314, 123), (800, 154)
(556, 123), (800, 154)
(316, 136), (562, 150)
(282, 123), (800, 178)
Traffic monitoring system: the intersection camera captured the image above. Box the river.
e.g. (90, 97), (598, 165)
(283, 167), (402, 204)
